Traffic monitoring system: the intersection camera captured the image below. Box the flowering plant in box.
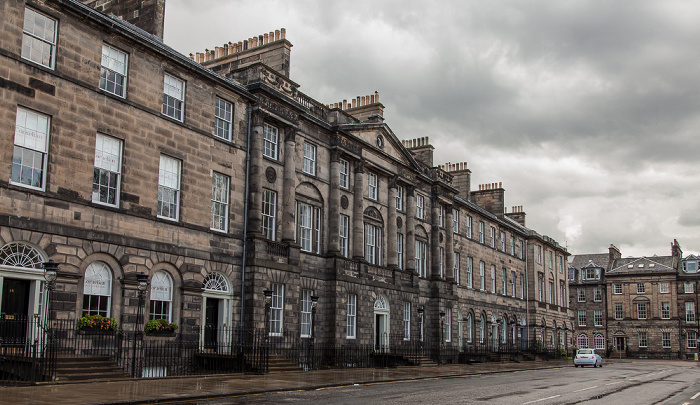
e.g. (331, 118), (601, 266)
(144, 318), (179, 334)
(78, 314), (118, 331)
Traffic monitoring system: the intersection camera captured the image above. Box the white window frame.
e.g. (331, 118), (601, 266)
(92, 133), (122, 207)
(453, 209), (459, 233)
(637, 302), (647, 319)
(614, 303), (623, 320)
(347, 294), (357, 339)
(157, 155), (181, 221)
(12, 107), (50, 191)
(490, 227), (495, 248)
(594, 310), (603, 326)
(510, 271), (516, 297)
(339, 214), (350, 258)
(262, 189), (277, 241)
(479, 222), (484, 243)
(578, 310), (586, 326)
(416, 194), (425, 219)
(491, 265), (497, 293)
(339, 159), (349, 189)
(502, 268), (507, 295)
(149, 271), (173, 322)
(454, 253), (460, 285)
(22, 7), (57, 69)
(415, 240), (427, 278)
(396, 232), (403, 270)
(162, 74), (185, 121)
(688, 331), (698, 349)
(594, 287), (602, 302)
(479, 261), (485, 291)
(438, 247), (444, 278)
(263, 124), (278, 160)
(519, 240), (524, 259)
(578, 288), (585, 302)
(466, 216), (472, 239)
(395, 185), (403, 210)
(368, 172), (378, 200)
(100, 44), (128, 97)
(685, 282), (695, 294)
(364, 223), (382, 265)
(211, 172), (230, 232)
(269, 283), (284, 336)
(638, 332), (647, 348)
(660, 282), (670, 294)
(594, 334), (605, 350)
(438, 206), (444, 227)
(445, 308), (452, 342)
(82, 261), (113, 317)
(662, 332), (671, 348)
(500, 231), (506, 251)
(686, 302), (695, 323)
(661, 302), (670, 319)
(296, 201), (321, 253)
(214, 97), (233, 141)
(467, 257), (473, 288)
(577, 334), (588, 349)
(510, 236), (515, 256)
(403, 302), (411, 341)
(637, 283), (645, 294)
(537, 246), (542, 264)
(301, 289), (312, 338)
(303, 142), (316, 175)
(614, 284), (622, 294)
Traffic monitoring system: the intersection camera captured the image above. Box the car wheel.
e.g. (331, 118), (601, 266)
(593, 364), (597, 368)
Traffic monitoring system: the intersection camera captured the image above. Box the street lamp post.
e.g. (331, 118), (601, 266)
(310, 294), (318, 370)
(263, 289), (272, 373)
(131, 273), (149, 378)
(417, 306), (424, 344)
(42, 260), (58, 326)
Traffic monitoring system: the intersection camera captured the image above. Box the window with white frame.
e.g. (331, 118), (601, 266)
(510, 236), (515, 255)
(537, 246), (542, 264)
(12, 107), (50, 190)
(614, 284), (622, 294)
(162, 74), (184, 121)
(500, 231), (506, 251)
(347, 294), (356, 339)
(479, 222), (484, 243)
(479, 316), (485, 343)
(637, 283), (645, 294)
(303, 142), (316, 175)
(688, 331), (697, 349)
(661, 302), (670, 319)
(262, 189), (277, 241)
(269, 283), (284, 335)
(214, 97), (233, 140)
(364, 223), (382, 265)
(339, 215), (349, 258)
(519, 240), (524, 259)
(684, 260), (699, 273)
(510, 272), (516, 297)
(100, 44), (128, 97)
(548, 281), (554, 303)
(637, 302), (647, 319)
(549, 251), (553, 268)
(453, 209), (459, 233)
(560, 283), (565, 306)
(520, 276), (524, 299)
(263, 124), (278, 159)
(594, 287), (602, 302)
(396, 232), (403, 270)
(296, 201), (321, 253)
(453, 253), (460, 284)
(403, 302), (411, 340)
(157, 155), (181, 220)
(92, 133), (122, 206)
(211, 172), (229, 232)
(438, 206), (444, 227)
(662, 332), (671, 348)
(686, 302), (695, 323)
(578, 311), (586, 326)
(416, 194), (424, 219)
(368, 172), (378, 200)
(439, 247), (444, 278)
(22, 7), (57, 69)
(659, 282), (669, 294)
(479, 261), (485, 291)
(538, 276), (543, 301)
(466, 314), (473, 343)
(301, 289), (312, 338)
(577, 334), (588, 348)
(339, 159), (349, 189)
(685, 282), (695, 293)
(445, 308), (452, 342)
(82, 261), (113, 317)
(149, 271), (173, 321)
(614, 303), (623, 319)
(594, 334), (605, 350)
(638, 332), (647, 348)
(466, 216), (472, 239)
(502, 268), (507, 295)
(415, 240), (427, 278)
(396, 185), (403, 211)
(467, 257), (473, 288)
(491, 265), (497, 293)
(594, 310), (603, 326)
(490, 227), (495, 248)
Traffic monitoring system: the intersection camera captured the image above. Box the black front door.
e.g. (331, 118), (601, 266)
(204, 298), (219, 349)
(1, 279), (31, 345)
(616, 337), (625, 351)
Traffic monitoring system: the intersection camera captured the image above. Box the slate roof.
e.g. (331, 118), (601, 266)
(607, 255), (676, 275)
(569, 253), (610, 271)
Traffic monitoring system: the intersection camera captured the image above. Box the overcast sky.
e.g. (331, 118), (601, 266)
(163, 0), (700, 259)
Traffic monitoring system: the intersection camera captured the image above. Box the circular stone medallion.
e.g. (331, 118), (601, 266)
(341, 195), (349, 209)
(265, 167), (277, 183)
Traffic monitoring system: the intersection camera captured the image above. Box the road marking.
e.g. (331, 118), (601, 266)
(605, 382), (621, 386)
(574, 386), (599, 392)
(692, 392), (700, 400)
(523, 395), (561, 404)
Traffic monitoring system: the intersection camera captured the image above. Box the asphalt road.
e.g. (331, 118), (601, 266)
(182, 360), (700, 405)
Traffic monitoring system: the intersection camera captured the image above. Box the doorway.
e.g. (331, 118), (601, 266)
(616, 336), (626, 352)
(492, 324), (499, 349)
(375, 313), (388, 351)
(1, 278), (31, 345)
(204, 297), (220, 349)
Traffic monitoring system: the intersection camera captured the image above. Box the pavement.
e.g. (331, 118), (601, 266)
(0, 358), (622, 405)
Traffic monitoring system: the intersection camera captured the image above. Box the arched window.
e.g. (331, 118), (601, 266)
(374, 295), (388, 310)
(479, 315), (485, 343)
(83, 261), (113, 317)
(502, 317), (507, 343)
(364, 207), (383, 266)
(577, 333), (589, 349)
(150, 271), (173, 321)
(203, 272), (229, 292)
(466, 313), (473, 343)
(594, 333), (605, 350)
(0, 242), (44, 268)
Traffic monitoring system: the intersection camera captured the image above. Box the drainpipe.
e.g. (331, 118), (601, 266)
(239, 104), (253, 346)
(525, 244), (530, 346)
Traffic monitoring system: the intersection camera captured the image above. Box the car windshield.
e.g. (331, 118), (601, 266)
(578, 349), (593, 354)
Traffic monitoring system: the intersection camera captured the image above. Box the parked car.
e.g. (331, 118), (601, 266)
(574, 348), (603, 367)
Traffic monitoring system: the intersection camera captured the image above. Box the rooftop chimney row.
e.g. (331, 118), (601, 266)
(189, 28), (286, 63)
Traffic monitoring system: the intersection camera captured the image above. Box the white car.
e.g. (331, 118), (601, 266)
(574, 348), (603, 367)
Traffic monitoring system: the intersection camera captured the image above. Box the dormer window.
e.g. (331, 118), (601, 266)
(684, 260), (699, 273)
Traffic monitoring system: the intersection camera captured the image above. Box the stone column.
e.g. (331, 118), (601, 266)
(386, 179), (398, 268)
(247, 111), (265, 236)
(327, 150), (341, 255)
(430, 196), (442, 280)
(281, 127), (297, 242)
(405, 186), (416, 273)
(445, 205), (454, 281)
(352, 160), (365, 260)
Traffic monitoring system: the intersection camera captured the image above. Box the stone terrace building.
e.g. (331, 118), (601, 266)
(0, 0), (570, 379)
